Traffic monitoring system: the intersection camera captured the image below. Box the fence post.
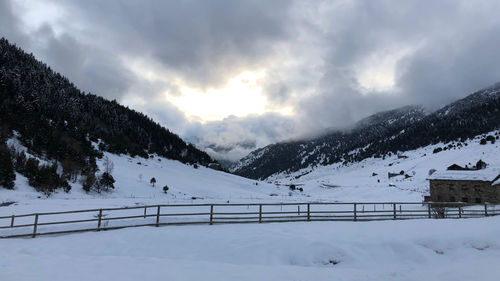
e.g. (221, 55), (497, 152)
(156, 205), (161, 227)
(210, 205), (214, 225)
(484, 204), (488, 217)
(393, 203), (397, 220)
(427, 204), (431, 218)
(10, 215), (15, 227)
(144, 207), (147, 219)
(97, 209), (103, 231)
(307, 203), (311, 221)
(259, 204), (262, 223)
(298, 205), (300, 216)
(32, 214), (39, 238)
(353, 203), (357, 221)
(458, 206), (462, 218)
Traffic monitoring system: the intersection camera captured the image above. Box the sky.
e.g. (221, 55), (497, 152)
(2, 0), (500, 162)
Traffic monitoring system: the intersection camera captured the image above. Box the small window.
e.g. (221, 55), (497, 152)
(462, 197), (469, 203)
(450, 196), (456, 202)
(475, 198), (481, 203)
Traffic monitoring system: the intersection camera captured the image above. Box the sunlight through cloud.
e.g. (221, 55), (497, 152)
(166, 71), (291, 121)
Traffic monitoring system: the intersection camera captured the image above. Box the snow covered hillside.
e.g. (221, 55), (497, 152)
(267, 130), (500, 202)
(0, 151), (297, 215)
(2, 216), (500, 281)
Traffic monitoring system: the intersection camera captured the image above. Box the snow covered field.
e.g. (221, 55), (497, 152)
(0, 151), (293, 216)
(1, 131), (500, 280)
(2, 217), (500, 281)
(3, 131), (499, 217)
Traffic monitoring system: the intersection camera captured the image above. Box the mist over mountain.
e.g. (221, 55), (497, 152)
(232, 84), (500, 180)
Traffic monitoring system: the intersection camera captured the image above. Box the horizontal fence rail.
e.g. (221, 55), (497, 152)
(0, 202), (498, 238)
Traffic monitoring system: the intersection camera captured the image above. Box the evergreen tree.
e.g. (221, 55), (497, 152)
(82, 171), (96, 193)
(0, 146), (16, 189)
(14, 151), (27, 173)
(100, 172), (115, 191)
(24, 157), (40, 180)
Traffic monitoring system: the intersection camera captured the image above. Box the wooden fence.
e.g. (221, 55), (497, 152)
(0, 202), (498, 238)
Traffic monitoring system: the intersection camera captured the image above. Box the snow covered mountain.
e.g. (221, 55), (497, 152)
(233, 83), (500, 180)
(0, 38), (215, 194)
(232, 105), (427, 179)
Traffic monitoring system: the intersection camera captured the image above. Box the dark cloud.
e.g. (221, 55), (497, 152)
(3, 0), (500, 162)
(397, 25), (500, 108)
(54, 0), (293, 88)
(31, 25), (136, 100)
(0, 0), (30, 46)
(1, 5), (138, 101)
(283, 0), (500, 129)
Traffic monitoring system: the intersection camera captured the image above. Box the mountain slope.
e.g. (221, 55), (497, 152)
(0, 37), (214, 192)
(232, 105), (426, 179)
(233, 83), (500, 180)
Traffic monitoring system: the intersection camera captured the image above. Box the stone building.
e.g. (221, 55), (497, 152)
(428, 169), (500, 203)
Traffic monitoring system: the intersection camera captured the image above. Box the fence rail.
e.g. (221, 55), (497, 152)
(1, 202), (498, 238)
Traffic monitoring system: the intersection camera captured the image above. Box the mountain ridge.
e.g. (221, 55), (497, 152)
(232, 82), (500, 180)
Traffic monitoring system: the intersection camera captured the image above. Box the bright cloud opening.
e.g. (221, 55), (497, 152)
(166, 71), (291, 121)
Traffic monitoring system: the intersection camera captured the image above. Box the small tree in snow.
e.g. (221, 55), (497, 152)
(103, 156), (114, 174)
(150, 177), (156, 187)
(100, 172), (115, 192)
(163, 185), (169, 193)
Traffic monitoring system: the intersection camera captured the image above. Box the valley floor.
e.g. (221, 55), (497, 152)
(3, 130), (497, 216)
(1, 217), (500, 281)
(1, 131), (500, 280)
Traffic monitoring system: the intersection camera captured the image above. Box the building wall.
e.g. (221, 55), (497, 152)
(429, 179), (500, 203)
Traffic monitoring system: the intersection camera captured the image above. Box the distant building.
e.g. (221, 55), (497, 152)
(447, 164), (468, 171)
(427, 169), (500, 203)
(208, 163), (223, 171)
(447, 160), (488, 171)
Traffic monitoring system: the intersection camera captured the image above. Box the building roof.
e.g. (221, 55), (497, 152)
(493, 178), (500, 186)
(428, 169), (500, 182)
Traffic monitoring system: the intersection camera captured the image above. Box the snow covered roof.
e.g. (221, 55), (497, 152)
(428, 169), (500, 182)
(493, 178), (500, 186)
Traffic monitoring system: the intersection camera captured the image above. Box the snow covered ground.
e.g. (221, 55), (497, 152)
(0, 151), (294, 216)
(270, 131), (500, 202)
(1, 130), (499, 218)
(2, 216), (500, 281)
(1, 132), (500, 280)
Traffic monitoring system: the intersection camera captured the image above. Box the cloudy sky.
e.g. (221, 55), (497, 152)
(2, 0), (500, 161)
